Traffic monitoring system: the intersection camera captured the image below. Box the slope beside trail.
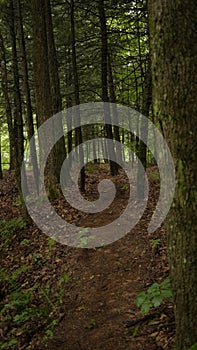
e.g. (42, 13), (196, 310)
(0, 167), (174, 350)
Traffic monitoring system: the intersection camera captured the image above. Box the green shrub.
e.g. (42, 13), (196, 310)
(135, 278), (172, 314)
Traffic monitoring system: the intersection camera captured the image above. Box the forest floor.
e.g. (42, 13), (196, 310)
(0, 165), (175, 350)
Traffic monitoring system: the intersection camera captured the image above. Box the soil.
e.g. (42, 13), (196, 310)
(0, 166), (175, 350)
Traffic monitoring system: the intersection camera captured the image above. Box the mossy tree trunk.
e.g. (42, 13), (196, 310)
(148, 1), (197, 349)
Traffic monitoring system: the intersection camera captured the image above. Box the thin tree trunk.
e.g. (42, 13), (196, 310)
(98, 0), (118, 176)
(137, 57), (152, 199)
(66, 48), (73, 157)
(18, 0), (39, 193)
(70, 0), (85, 192)
(45, 0), (66, 179)
(10, 0), (30, 222)
(108, 50), (122, 166)
(0, 30), (15, 171)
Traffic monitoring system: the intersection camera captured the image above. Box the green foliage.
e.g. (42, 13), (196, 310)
(149, 171), (160, 183)
(132, 324), (140, 338)
(0, 218), (26, 247)
(13, 197), (22, 207)
(20, 238), (30, 246)
(32, 253), (44, 266)
(59, 272), (72, 284)
(45, 237), (56, 257)
(135, 278), (172, 314)
(41, 319), (57, 343)
(87, 319), (96, 329)
(189, 344), (197, 350)
(78, 228), (96, 248)
(0, 338), (18, 349)
(86, 166), (95, 173)
(121, 184), (129, 190)
(0, 120), (10, 171)
(150, 239), (161, 247)
(0, 264), (31, 291)
(0, 266), (72, 348)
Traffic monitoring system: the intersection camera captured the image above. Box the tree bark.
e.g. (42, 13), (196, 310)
(137, 56), (152, 199)
(31, 0), (60, 199)
(45, 0), (66, 179)
(98, 0), (118, 176)
(70, 0), (85, 192)
(108, 50), (122, 166)
(149, 1), (197, 348)
(9, 0), (30, 222)
(18, 0), (39, 193)
(0, 29), (15, 171)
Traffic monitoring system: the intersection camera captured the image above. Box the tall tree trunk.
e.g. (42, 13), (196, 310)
(0, 29), (15, 171)
(31, 0), (60, 199)
(108, 50), (122, 166)
(44, 0), (66, 179)
(18, 0), (39, 193)
(98, 0), (118, 176)
(10, 0), (30, 222)
(70, 0), (85, 192)
(149, 1), (197, 349)
(66, 47), (73, 157)
(137, 57), (152, 199)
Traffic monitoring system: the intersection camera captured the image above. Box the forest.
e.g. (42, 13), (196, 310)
(0, 0), (196, 349)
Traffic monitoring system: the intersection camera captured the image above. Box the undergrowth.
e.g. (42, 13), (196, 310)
(0, 220), (72, 349)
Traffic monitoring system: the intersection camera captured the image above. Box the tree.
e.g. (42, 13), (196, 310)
(148, 1), (197, 349)
(45, 0), (66, 179)
(98, 0), (119, 176)
(31, 0), (60, 198)
(18, 0), (39, 193)
(0, 29), (15, 171)
(70, 0), (85, 191)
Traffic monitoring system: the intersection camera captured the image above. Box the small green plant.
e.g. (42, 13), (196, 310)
(78, 228), (95, 248)
(87, 319), (96, 329)
(45, 237), (56, 256)
(20, 238), (30, 246)
(77, 305), (86, 311)
(1, 289), (32, 320)
(32, 253), (44, 266)
(132, 324), (140, 338)
(41, 319), (57, 343)
(0, 218), (26, 247)
(56, 273), (72, 301)
(13, 197), (22, 207)
(149, 171), (160, 183)
(86, 166), (95, 173)
(0, 338), (18, 349)
(59, 272), (72, 284)
(150, 238), (161, 247)
(0, 265), (69, 348)
(0, 265), (31, 292)
(121, 184), (129, 190)
(189, 344), (197, 350)
(135, 278), (172, 314)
